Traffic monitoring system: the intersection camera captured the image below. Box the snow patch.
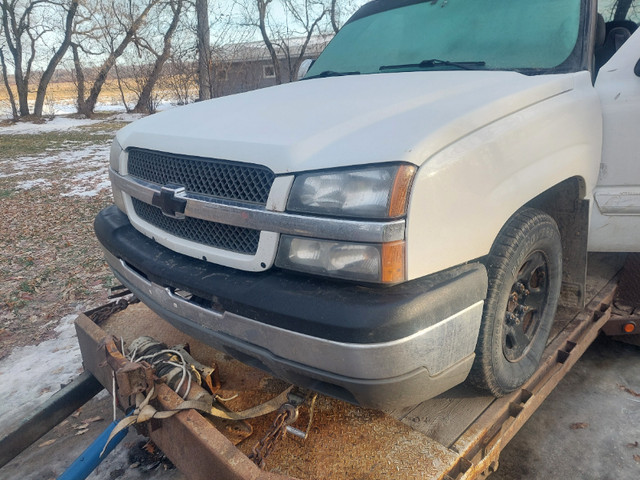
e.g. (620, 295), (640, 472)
(111, 112), (146, 122)
(0, 315), (84, 435)
(16, 178), (50, 190)
(2, 142), (112, 196)
(0, 117), (103, 135)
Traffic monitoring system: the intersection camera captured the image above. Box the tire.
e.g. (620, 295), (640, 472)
(469, 208), (562, 396)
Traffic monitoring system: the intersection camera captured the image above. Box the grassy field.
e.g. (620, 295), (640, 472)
(0, 80), (126, 104)
(0, 115), (131, 355)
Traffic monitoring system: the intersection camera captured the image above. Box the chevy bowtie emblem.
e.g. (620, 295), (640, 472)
(152, 184), (187, 219)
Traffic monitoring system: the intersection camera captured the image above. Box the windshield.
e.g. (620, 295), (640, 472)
(307, 0), (584, 77)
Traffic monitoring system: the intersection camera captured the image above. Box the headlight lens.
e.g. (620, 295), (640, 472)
(287, 164), (415, 218)
(276, 236), (405, 283)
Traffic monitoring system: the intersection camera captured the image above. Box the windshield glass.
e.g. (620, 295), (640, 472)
(307, 0), (584, 77)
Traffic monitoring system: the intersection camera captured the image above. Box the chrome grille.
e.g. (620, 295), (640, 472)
(132, 198), (260, 255)
(128, 148), (275, 204)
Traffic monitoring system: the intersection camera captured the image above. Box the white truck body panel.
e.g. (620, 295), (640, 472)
(114, 70), (606, 279)
(97, 0), (640, 410)
(407, 71), (602, 278)
(115, 71), (582, 174)
(590, 29), (640, 252)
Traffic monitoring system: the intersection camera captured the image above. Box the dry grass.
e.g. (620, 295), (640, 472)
(0, 116), (128, 356)
(0, 80), (126, 104)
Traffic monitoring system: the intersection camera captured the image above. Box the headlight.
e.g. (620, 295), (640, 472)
(276, 236), (405, 283)
(287, 164), (415, 218)
(109, 138), (123, 172)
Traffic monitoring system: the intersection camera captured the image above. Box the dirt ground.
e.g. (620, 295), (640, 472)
(0, 115), (127, 356)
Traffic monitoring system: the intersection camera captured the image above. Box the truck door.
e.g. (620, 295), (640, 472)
(590, 5), (640, 252)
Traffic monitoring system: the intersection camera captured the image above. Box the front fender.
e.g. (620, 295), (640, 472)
(405, 71), (601, 280)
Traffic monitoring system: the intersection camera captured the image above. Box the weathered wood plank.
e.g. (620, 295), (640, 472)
(395, 385), (494, 447)
(393, 253), (624, 450)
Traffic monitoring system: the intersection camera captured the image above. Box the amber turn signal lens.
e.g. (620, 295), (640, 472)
(388, 165), (417, 217)
(381, 241), (406, 283)
(623, 322), (636, 333)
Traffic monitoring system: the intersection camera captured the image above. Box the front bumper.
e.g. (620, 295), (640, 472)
(95, 205), (488, 408)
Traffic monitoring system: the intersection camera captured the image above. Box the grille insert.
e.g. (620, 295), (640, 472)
(132, 198), (260, 255)
(128, 148), (275, 204)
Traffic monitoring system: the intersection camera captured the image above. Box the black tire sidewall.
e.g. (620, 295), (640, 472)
(482, 210), (562, 394)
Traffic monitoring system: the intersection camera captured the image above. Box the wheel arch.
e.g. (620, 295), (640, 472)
(523, 176), (590, 307)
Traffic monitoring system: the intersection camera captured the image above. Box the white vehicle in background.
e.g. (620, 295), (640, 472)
(95, 0), (640, 409)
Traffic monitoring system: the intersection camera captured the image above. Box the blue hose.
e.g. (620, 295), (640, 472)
(57, 418), (129, 480)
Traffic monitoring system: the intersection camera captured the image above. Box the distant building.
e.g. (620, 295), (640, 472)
(211, 34), (333, 97)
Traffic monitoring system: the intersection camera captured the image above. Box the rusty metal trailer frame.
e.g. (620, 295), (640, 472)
(67, 273), (619, 480)
(76, 307), (291, 480)
(442, 278), (616, 479)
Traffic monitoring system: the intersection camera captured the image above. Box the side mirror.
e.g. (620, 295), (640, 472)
(635, 58), (640, 77)
(297, 59), (315, 81)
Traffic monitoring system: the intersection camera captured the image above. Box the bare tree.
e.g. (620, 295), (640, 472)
(195, 0), (212, 100)
(207, 5), (257, 97)
(237, 0), (283, 83)
(1, 0), (78, 118)
(73, 0), (159, 117)
(132, 0), (184, 113)
(329, 0), (338, 33)
(277, 0), (327, 81)
(237, 0), (333, 85)
(330, 0), (364, 33)
(613, 0), (634, 20)
(0, 45), (17, 119)
(165, 39), (197, 105)
(33, 0), (78, 117)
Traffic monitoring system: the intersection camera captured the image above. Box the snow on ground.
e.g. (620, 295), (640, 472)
(3, 142), (112, 197)
(0, 109), (148, 196)
(0, 107), (158, 412)
(0, 314), (84, 433)
(1, 98), (175, 125)
(0, 111), (144, 135)
(15, 178), (50, 190)
(0, 116), (103, 135)
(0, 102), (184, 478)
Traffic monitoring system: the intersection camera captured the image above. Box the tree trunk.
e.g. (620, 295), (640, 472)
(133, 0), (183, 113)
(114, 62), (131, 113)
(196, 0), (213, 101)
(14, 73), (29, 117)
(1, 0), (30, 116)
(614, 0), (633, 20)
(0, 48), (18, 119)
(289, 10), (325, 82)
(33, 0), (79, 117)
(80, 1), (157, 117)
(330, 0), (339, 33)
(257, 0), (281, 84)
(71, 43), (86, 114)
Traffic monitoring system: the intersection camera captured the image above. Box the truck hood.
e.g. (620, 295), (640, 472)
(116, 71), (576, 174)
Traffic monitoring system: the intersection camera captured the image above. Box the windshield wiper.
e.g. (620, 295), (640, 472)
(303, 70), (361, 80)
(379, 59), (486, 71)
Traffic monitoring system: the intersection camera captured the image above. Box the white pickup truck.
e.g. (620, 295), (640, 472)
(95, 0), (640, 409)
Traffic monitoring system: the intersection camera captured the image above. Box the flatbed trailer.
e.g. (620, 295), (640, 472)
(2, 254), (635, 479)
(63, 253), (634, 480)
